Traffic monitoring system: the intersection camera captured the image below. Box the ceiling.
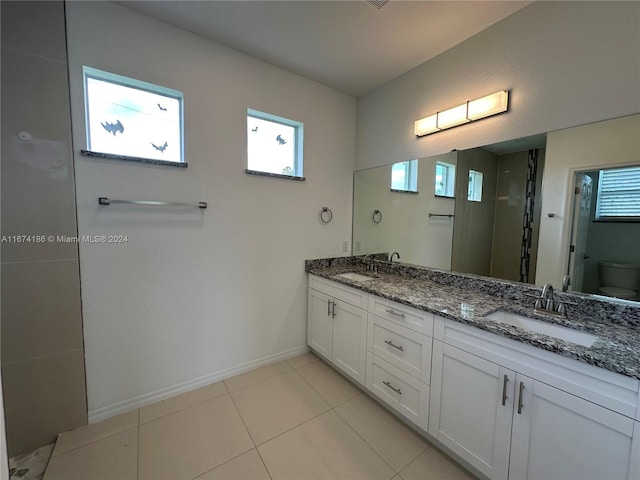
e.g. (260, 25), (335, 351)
(120, 1), (531, 97)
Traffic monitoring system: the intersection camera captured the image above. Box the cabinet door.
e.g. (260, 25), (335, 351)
(333, 300), (367, 385)
(429, 341), (514, 480)
(509, 375), (638, 480)
(307, 288), (333, 361)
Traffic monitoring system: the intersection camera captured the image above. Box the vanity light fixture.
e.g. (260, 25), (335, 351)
(415, 90), (509, 137)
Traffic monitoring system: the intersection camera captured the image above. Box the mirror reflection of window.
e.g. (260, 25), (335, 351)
(468, 170), (484, 202)
(595, 166), (640, 220)
(435, 161), (455, 197)
(391, 159), (418, 192)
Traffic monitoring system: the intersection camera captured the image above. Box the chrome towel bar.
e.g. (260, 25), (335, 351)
(98, 197), (207, 209)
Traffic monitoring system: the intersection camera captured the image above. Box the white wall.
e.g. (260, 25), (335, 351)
(536, 114), (640, 288)
(356, 1), (640, 171)
(66, 2), (355, 421)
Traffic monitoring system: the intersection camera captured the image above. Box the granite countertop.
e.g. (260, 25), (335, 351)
(306, 261), (640, 381)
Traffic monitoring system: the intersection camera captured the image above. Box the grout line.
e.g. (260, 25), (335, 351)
(49, 426), (139, 463)
(227, 388), (257, 448)
(224, 362), (294, 394)
(332, 402), (400, 475)
(254, 447), (274, 480)
(190, 446), (255, 480)
(138, 384), (229, 426)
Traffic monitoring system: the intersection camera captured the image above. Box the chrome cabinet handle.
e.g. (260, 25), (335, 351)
(501, 375), (509, 406)
(383, 380), (402, 395)
(384, 339), (404, 351)
(517, 381), (525, 414)
(385, 308), (406, 319)
(327, 299), (331, 316)
(331, 301), (337, 318)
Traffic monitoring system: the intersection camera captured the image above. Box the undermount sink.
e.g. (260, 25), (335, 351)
(485, 310), (599, 347)
(334, 272), (375, 282)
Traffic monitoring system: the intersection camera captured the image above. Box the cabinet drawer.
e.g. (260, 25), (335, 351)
(366, 352), (429, 431)
(368, 295), (433, 336)
(367, 315), (432, 384)
(309, 274), (368, 309)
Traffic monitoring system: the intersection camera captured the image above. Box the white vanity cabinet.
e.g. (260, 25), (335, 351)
(365, 296), (433, 431)
(509, 375), (639, 480)
(307, 275), (368, 385)
(430, 315), (640, 480)
(429, 340), (514, 479)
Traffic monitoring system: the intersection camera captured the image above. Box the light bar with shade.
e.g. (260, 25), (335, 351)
(415, 90), (509, 137)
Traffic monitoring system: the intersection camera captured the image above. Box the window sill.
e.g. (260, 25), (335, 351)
(81, 150), (187, 168)
(593, 218), (640, 223)
(390, 189), (419, 194)
(245, 169), (305, 181)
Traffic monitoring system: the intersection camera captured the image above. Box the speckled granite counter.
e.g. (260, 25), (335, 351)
(305, 256), (640, 380)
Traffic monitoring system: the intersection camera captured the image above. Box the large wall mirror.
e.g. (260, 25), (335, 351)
(352, 114), (640, 305)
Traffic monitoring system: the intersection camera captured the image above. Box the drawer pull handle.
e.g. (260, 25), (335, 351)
(384, 339), (404, 351)
(517, 381), (525, 414)
(385, 308), (406, 319)
(501, 374), (509, 406)
(331, 301), (337, 318)
(383, 380), (402, 395)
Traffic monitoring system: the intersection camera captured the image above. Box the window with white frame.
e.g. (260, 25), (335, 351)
(435, 161), (455, 197)
(83, 66), (184, 165)
(391, 160), (418, 192)
(468, 170), (483, 202)
(595, 166), (640, 220)
(246, 109), (304, 179)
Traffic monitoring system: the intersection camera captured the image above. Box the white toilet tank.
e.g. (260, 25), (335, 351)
(598, 261), (640, 299)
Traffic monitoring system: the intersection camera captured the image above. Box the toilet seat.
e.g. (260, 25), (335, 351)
(598, 286), (638, 300)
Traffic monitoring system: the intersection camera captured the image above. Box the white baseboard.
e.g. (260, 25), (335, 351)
(88, 344), (310, 424)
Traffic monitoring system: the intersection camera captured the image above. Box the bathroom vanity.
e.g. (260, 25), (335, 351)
(306, 256), (640, 480)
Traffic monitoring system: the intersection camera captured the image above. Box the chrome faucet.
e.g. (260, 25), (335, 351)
(362, 255), (374, 271)
(390, 252), (400, 263)
(532, 283), (577, 318)
(541, 283), (555, 310)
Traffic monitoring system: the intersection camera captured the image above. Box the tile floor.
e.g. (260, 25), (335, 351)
(43, 352), (475, 480)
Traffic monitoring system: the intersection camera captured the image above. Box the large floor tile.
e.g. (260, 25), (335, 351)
(224, 361), (292, 392)
(231, 370), (329, 445)
(139, 394), (253, 480)
(53, 410), (138, 457)
(399, 447), (475, 480)
(335, 394), (427, 471)
(286, 351), (319, 369)
(140, 381), (227, 424)
(43, 428), (137, 480)
(258, 410), (395, 480)
(195, 449), (270, 480)
(297, 360), (361, 407)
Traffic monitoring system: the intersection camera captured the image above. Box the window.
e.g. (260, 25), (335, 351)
(391, 160), (418, 192)
(435, 161), (455, 197)
(83, 66), (184, 165)
(596, 166), (640, 220)
(468, 170), (483, 202)
(247, 109), (304, 179)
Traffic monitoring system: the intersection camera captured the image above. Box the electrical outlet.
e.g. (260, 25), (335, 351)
(354, 239), (362, 252)
(341, 240), (349, 252)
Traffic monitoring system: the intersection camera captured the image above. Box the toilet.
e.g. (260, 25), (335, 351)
(598, 261), (640, 300)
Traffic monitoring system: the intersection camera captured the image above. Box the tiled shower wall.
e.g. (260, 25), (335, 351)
(1, 1), (87, 456)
